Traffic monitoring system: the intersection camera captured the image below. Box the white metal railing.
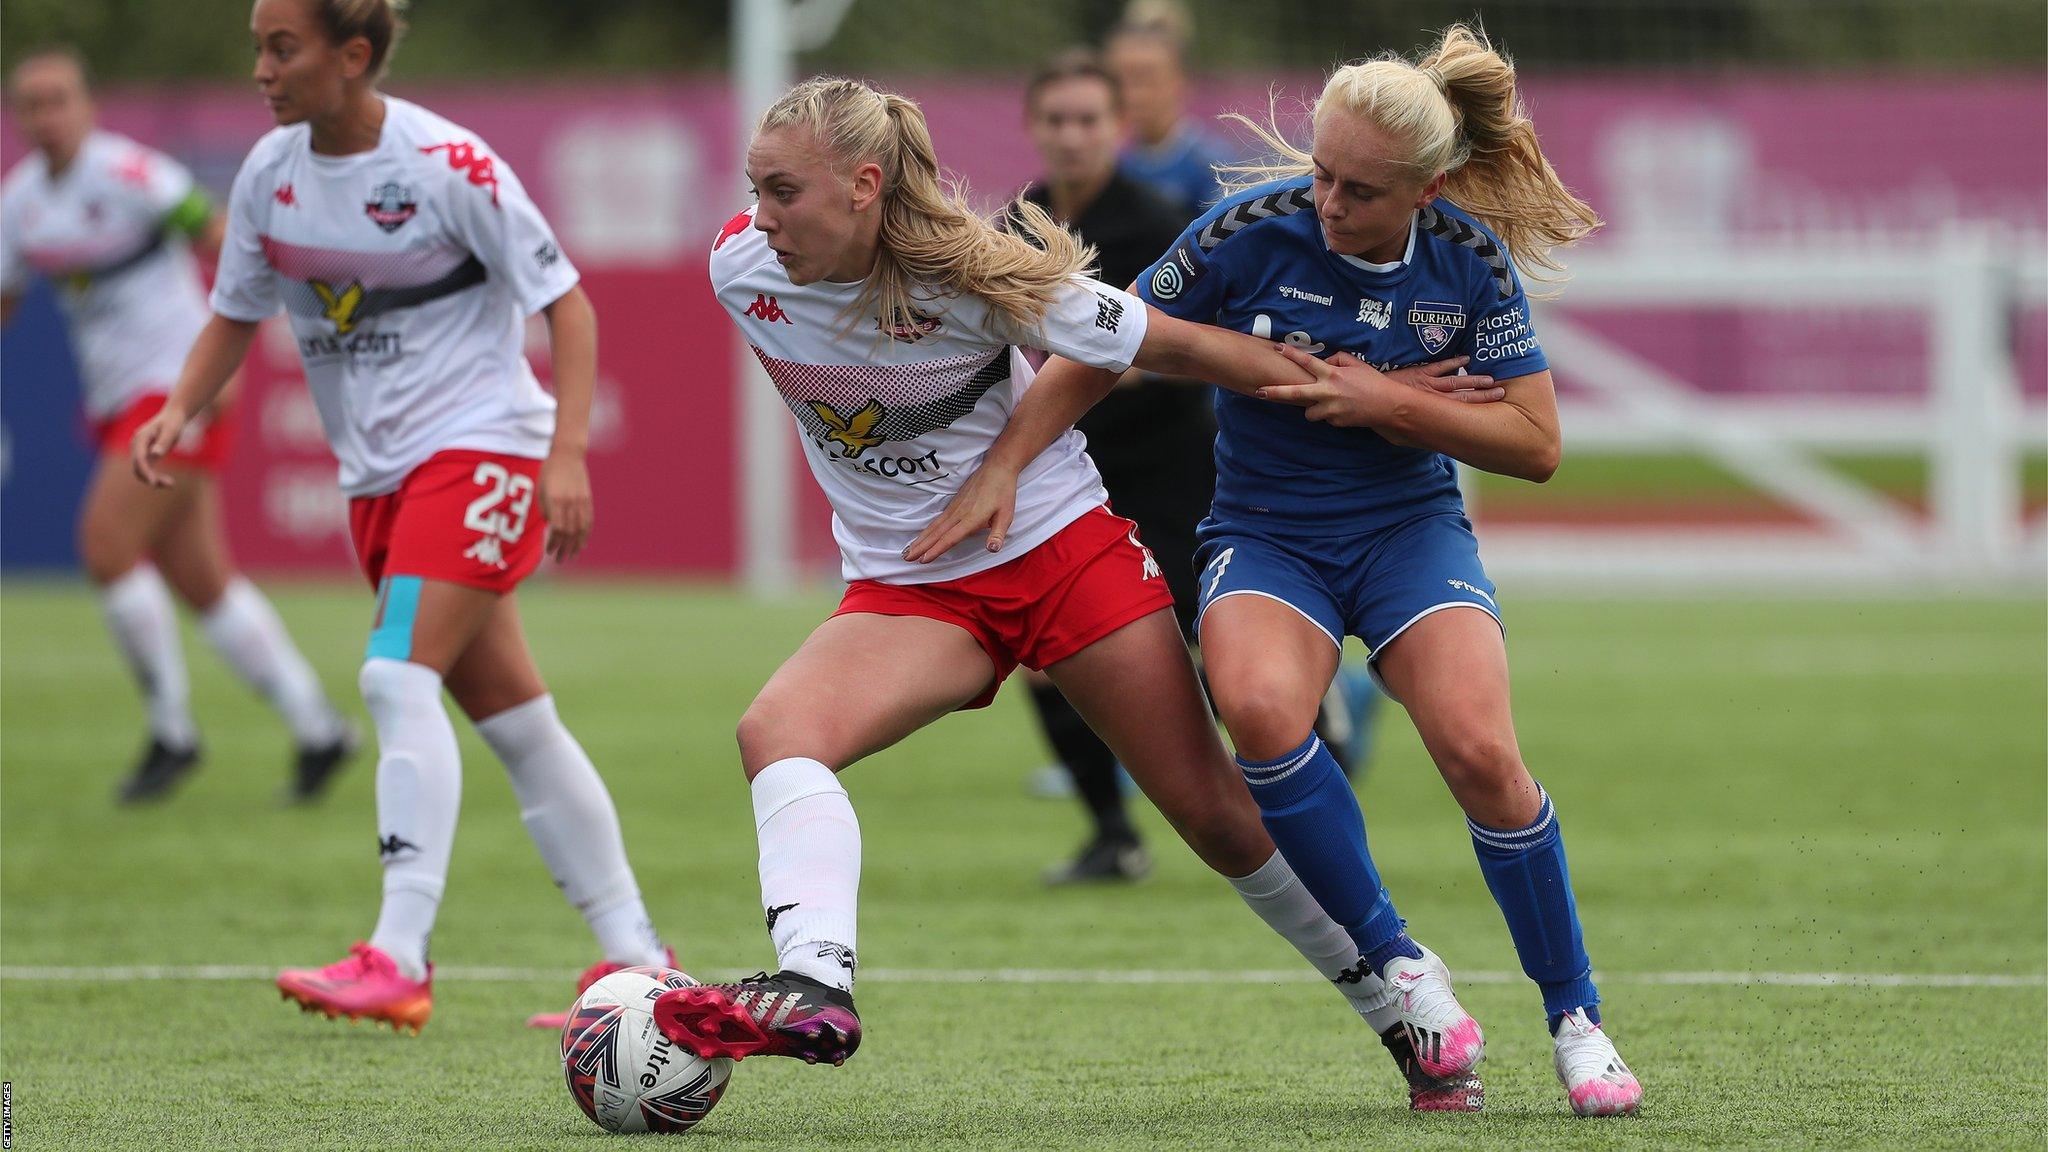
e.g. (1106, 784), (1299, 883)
(1503, 229), (2046, 586)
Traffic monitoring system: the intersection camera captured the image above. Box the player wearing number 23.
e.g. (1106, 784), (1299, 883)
(132, 0), (677, 1036)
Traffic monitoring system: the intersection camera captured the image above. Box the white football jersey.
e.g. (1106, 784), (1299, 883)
(210, 97), (579, 497)
(709, 208), (1149, 584)
(0, 130), (212, 419)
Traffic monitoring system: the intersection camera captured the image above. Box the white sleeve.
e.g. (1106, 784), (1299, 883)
(126, 145), (199, 218)
(1023, 277), (1149, 373)
(207, 152), (281, 321)
(438, 143), (580, 316)
(0, 194), (26, 297)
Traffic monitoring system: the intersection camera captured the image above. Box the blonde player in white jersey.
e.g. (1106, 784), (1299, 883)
(649, 79), (1459, 1089)
(132, 0), (672, 1034)
(1, 46), (355, 805)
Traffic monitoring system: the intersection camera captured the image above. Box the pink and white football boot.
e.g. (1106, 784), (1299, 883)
(277, 942), (432, 1033)
(1381, 944), (1486, 1080)
(1552, 1008), (1642, 1116)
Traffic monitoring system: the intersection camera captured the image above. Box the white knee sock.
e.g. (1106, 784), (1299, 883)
(1228, 851), (1398, 1028)
(200, 577), (345, 747)
(752, 757), (861, 993)
(100, 566), (196, 749)
(474, 693), (665, 966)
(360, 658), (461, 982)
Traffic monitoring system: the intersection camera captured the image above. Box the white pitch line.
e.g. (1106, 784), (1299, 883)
(0, 965), (2039, 989)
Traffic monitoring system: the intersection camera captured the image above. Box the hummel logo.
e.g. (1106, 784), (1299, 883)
(765, 902), (800, 930)
(816, 942), (856, 971)
(1333, 957), (1373, 986)
(377, 833), (419, 858)
(1277, 285), (1333, 306)
(274, 183), (296, 207)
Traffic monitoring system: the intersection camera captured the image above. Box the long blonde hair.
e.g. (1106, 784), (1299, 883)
(1223, 24), (1599, 289)
(756, 77), (1096, 339)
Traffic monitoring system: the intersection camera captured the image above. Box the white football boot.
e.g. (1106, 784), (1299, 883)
(1380, 944), (1485, 1079)
(1552, 1008), (1642, 1116)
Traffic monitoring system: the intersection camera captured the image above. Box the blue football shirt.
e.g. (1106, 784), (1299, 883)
(1135, 175), (1549, 534)
(1119, 121), (1234, 219)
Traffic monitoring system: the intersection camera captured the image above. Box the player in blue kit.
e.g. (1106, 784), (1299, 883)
(910, 25), (1641, 1117)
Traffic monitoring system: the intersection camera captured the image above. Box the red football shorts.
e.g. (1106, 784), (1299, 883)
(834, 505), (1175, 709)
(348, 449), (546, 593)
(95, 392), (236, 470)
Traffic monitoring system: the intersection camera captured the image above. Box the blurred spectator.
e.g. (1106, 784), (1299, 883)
(1104, 1), (1234, 218)
(1014, 48), (1211, 884)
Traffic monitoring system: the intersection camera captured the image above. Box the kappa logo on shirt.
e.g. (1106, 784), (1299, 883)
(713, 209), (752, 251)
(420, 141), (500, 206)
(807, 399), (887, 458)
(113, 151), (153, 188)
(744, 293), (792, 325)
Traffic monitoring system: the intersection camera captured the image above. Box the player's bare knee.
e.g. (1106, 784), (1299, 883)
(1433, 729), (1525, 803)
(736, 698), (819, 776)
(1214, 680), (1317, 761)
(77, 529), (140, 586)
(1168, 790), (1271, 876)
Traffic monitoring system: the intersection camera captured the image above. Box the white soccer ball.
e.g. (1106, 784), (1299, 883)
(560, 966), (733, 1134)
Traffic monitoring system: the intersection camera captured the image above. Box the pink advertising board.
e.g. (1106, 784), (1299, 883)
(5, 74), (2040, 573)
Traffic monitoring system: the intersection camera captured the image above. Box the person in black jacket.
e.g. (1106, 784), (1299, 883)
(1015, 49), (1218, 883)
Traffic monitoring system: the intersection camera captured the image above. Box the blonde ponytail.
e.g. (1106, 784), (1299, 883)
(1220, 24), (1599, 290)
(1422, 24), (1600, 287)
(758, 77), (1097, 340)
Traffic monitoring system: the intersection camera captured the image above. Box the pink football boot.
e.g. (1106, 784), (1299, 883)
(525, 947), (680, 1030)
(277, 942), (432, 1033)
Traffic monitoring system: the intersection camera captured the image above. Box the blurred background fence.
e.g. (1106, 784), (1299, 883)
(3, 0), (2042, 587)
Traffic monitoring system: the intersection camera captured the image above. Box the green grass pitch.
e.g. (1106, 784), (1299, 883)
(2, 581), (2043, 1149)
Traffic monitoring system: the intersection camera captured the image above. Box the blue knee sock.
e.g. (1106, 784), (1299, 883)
(1237, 733), (1413, 967)
(1467, 785), (1600, 1023)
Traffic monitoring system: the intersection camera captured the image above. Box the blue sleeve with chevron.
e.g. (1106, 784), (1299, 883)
(1418, 200), (1550, 381)
(1134, 175), (1311, 323)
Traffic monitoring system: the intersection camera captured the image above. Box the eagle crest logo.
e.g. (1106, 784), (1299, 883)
(807, 399), (887, 458)
(311, 279), (366, 334)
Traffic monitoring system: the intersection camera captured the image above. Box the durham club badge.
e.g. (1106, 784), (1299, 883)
(1408, 301), (1467, 356)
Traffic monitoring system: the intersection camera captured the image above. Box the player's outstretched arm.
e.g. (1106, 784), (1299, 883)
(1261, 344), (1561, 482)
(1130, 307), (1320, 398)
(132, 313), (258, 488)
(538, 284), (597, 562)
